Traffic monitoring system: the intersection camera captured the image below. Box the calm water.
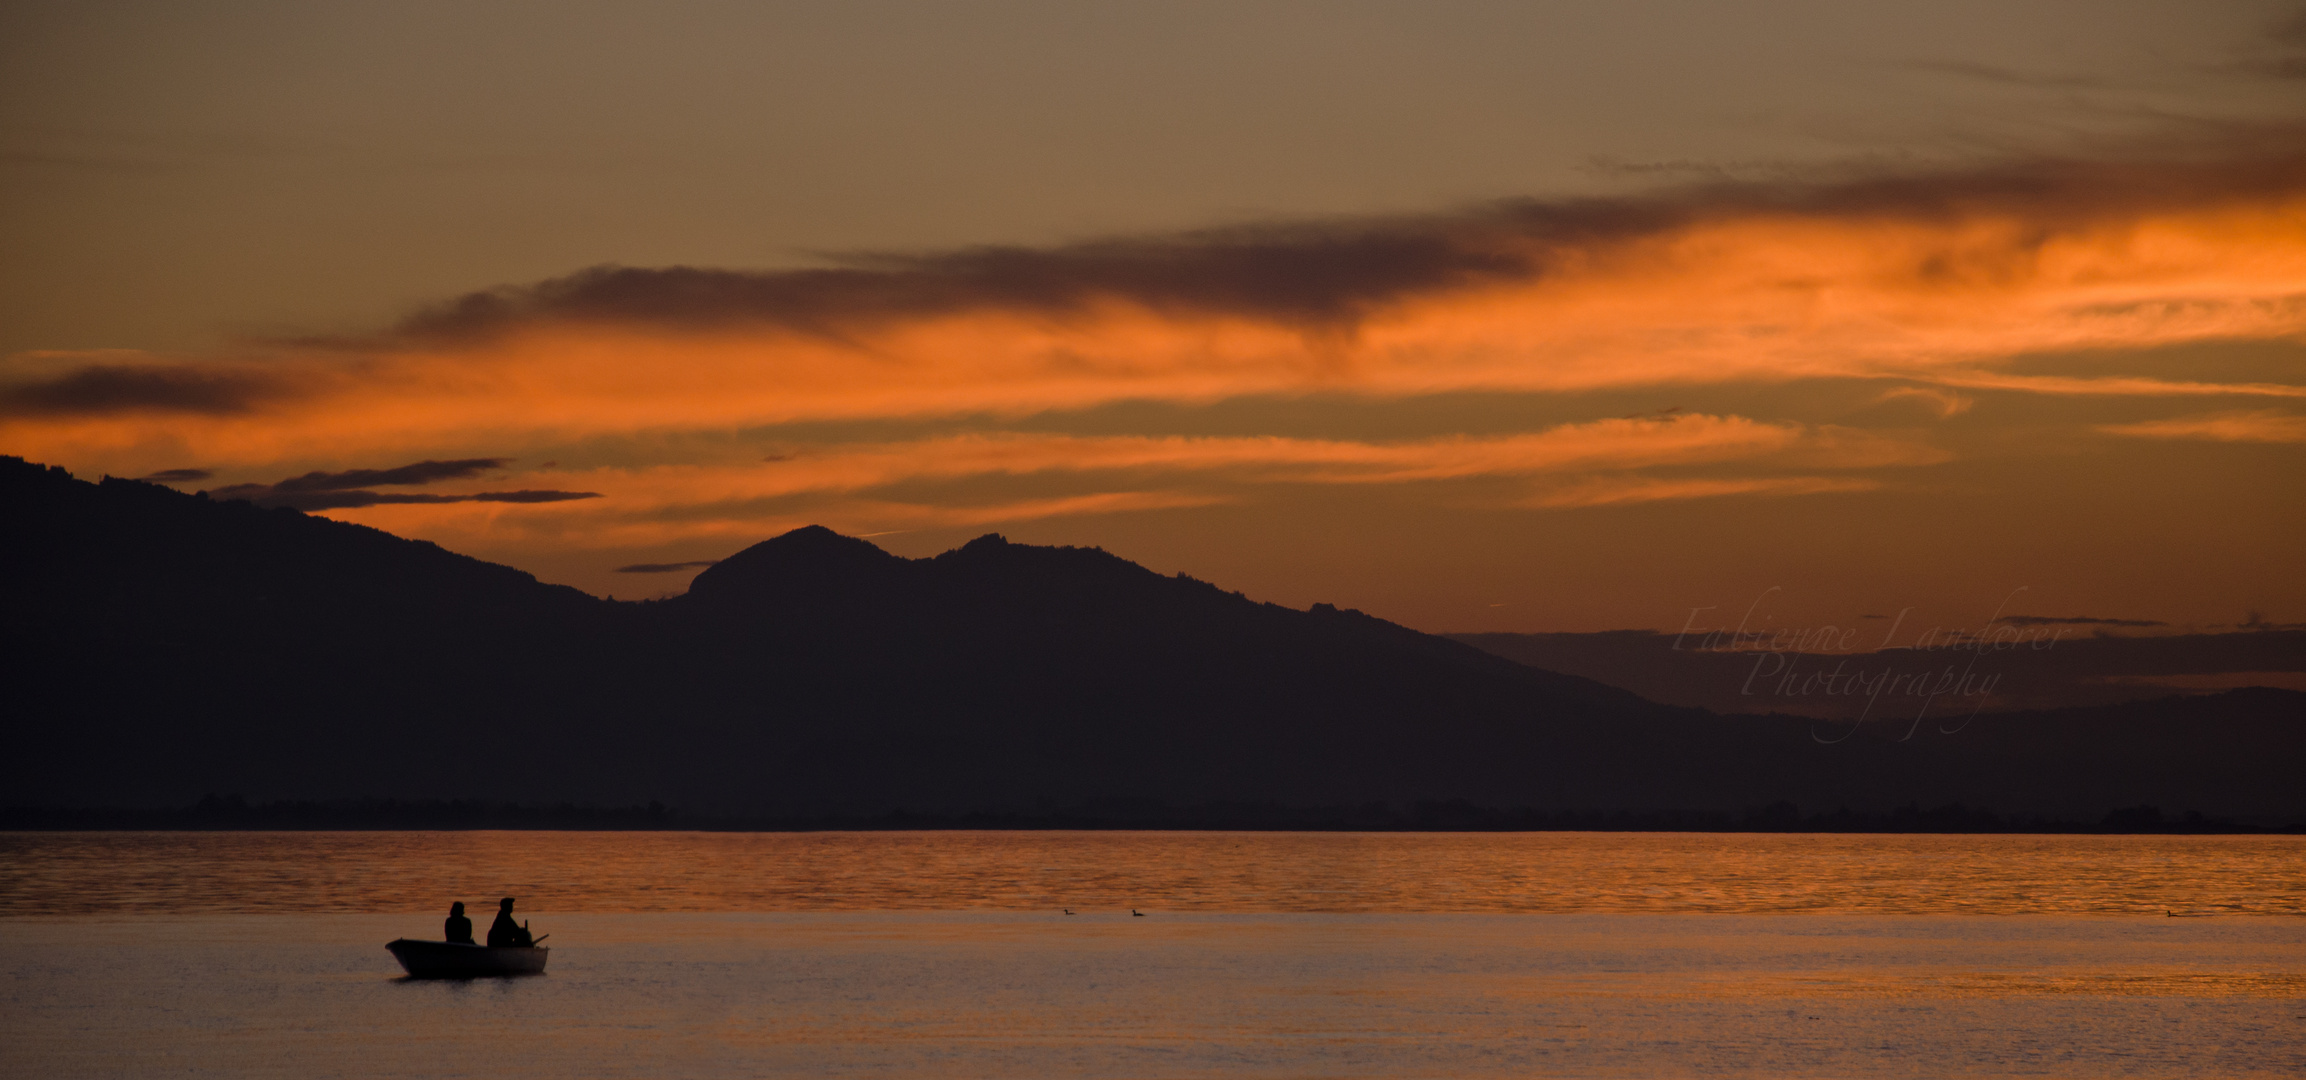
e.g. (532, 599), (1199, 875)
(6, 830), (2302, 916)
(4, 832), (2302, 1078)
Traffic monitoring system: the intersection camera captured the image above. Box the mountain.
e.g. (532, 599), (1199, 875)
(5, 455), (2301, 824)
(1449, 629), (2306, 718)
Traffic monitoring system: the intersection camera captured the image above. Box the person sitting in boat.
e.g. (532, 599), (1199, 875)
(444, 901), (475, 945)
(486, 896), (534, 948)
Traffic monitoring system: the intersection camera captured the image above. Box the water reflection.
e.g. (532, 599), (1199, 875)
(2, 831), (2299, 916)
(5, 912), (2301, 1079)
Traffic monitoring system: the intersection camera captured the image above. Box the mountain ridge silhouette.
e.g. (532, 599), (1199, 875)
(5, 455), (2299, 824)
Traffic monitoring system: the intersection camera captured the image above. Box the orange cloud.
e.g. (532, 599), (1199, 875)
(1522, 475), (1882, 508)
(706, 415), (1829, 493)
(2, 152), (2298, 509)
(432, 414), (1915, 508)
(296, 413), (1934, 551)
(1876, 386), (1976, 417)
(1925, 372), (2306, 398)
(2096, 409), (2306, 443)
(325, 488), (1231, 550)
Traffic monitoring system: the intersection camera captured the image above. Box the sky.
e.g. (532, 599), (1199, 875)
(3, 1), (2302, 634)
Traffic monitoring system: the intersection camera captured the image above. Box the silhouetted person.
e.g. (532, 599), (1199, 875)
(487, 896), (532, 947)
(444, 901), (474, 945)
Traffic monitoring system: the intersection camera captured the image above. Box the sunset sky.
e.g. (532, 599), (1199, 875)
(4, 1), (2301, 634)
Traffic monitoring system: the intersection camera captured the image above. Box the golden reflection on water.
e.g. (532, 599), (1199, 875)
(4, 912), (2301, 1077)
(2, 831), (2299, 916)
(1710, 971), (2306, 999)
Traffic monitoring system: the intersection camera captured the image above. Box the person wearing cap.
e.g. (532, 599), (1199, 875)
(444, 901), (475, 945)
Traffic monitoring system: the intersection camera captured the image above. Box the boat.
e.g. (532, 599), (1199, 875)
(385, 938), (550, 978)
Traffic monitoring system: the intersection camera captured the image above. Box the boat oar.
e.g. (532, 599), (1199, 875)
(531, 934), (549, 945)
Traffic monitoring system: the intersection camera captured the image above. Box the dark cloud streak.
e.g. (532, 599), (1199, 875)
(203, 458), (577, 509)
(614, 560), (720, 574)
(210, 485), (598, 511)
(0, 365), (294, 418)
(470, 490), (597, 504)
(1905, 60), (2110, 90)
(271, 458), (508, 492)
(398, 228), (1540, 340)
(385, 146), (2306, 344)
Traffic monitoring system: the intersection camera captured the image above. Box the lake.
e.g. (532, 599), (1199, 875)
(3, 831), (2301, 1077)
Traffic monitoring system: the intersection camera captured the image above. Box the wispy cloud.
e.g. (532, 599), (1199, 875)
(4, 148), (2302, 468)
(290, 414), (1930, 551)
(1875, 386), (1975, 418)
(1904, 60), (2112, 91)
(5, 146), (2300, 573)
(420, 489), (1235, 549)
(208, 487), (601, 511)
(200, 457), (582, 509)
(267, 458), (509, 491)
(0, 362), (306, 418)
(373, 149), (2306, 345)
(406, 415), (1925, 511)
(637, 415), (1880, 496)
(1520, 475), (1881, 508)
(1929, 372), (2306, 399)
(2096, 409), (2306, 443)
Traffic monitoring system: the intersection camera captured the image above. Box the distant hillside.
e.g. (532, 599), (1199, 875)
(1449, 629), (2306, 718)
(5, 455), (2301, 824)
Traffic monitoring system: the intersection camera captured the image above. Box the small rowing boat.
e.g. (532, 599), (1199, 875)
(386, 938), (549, 978)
